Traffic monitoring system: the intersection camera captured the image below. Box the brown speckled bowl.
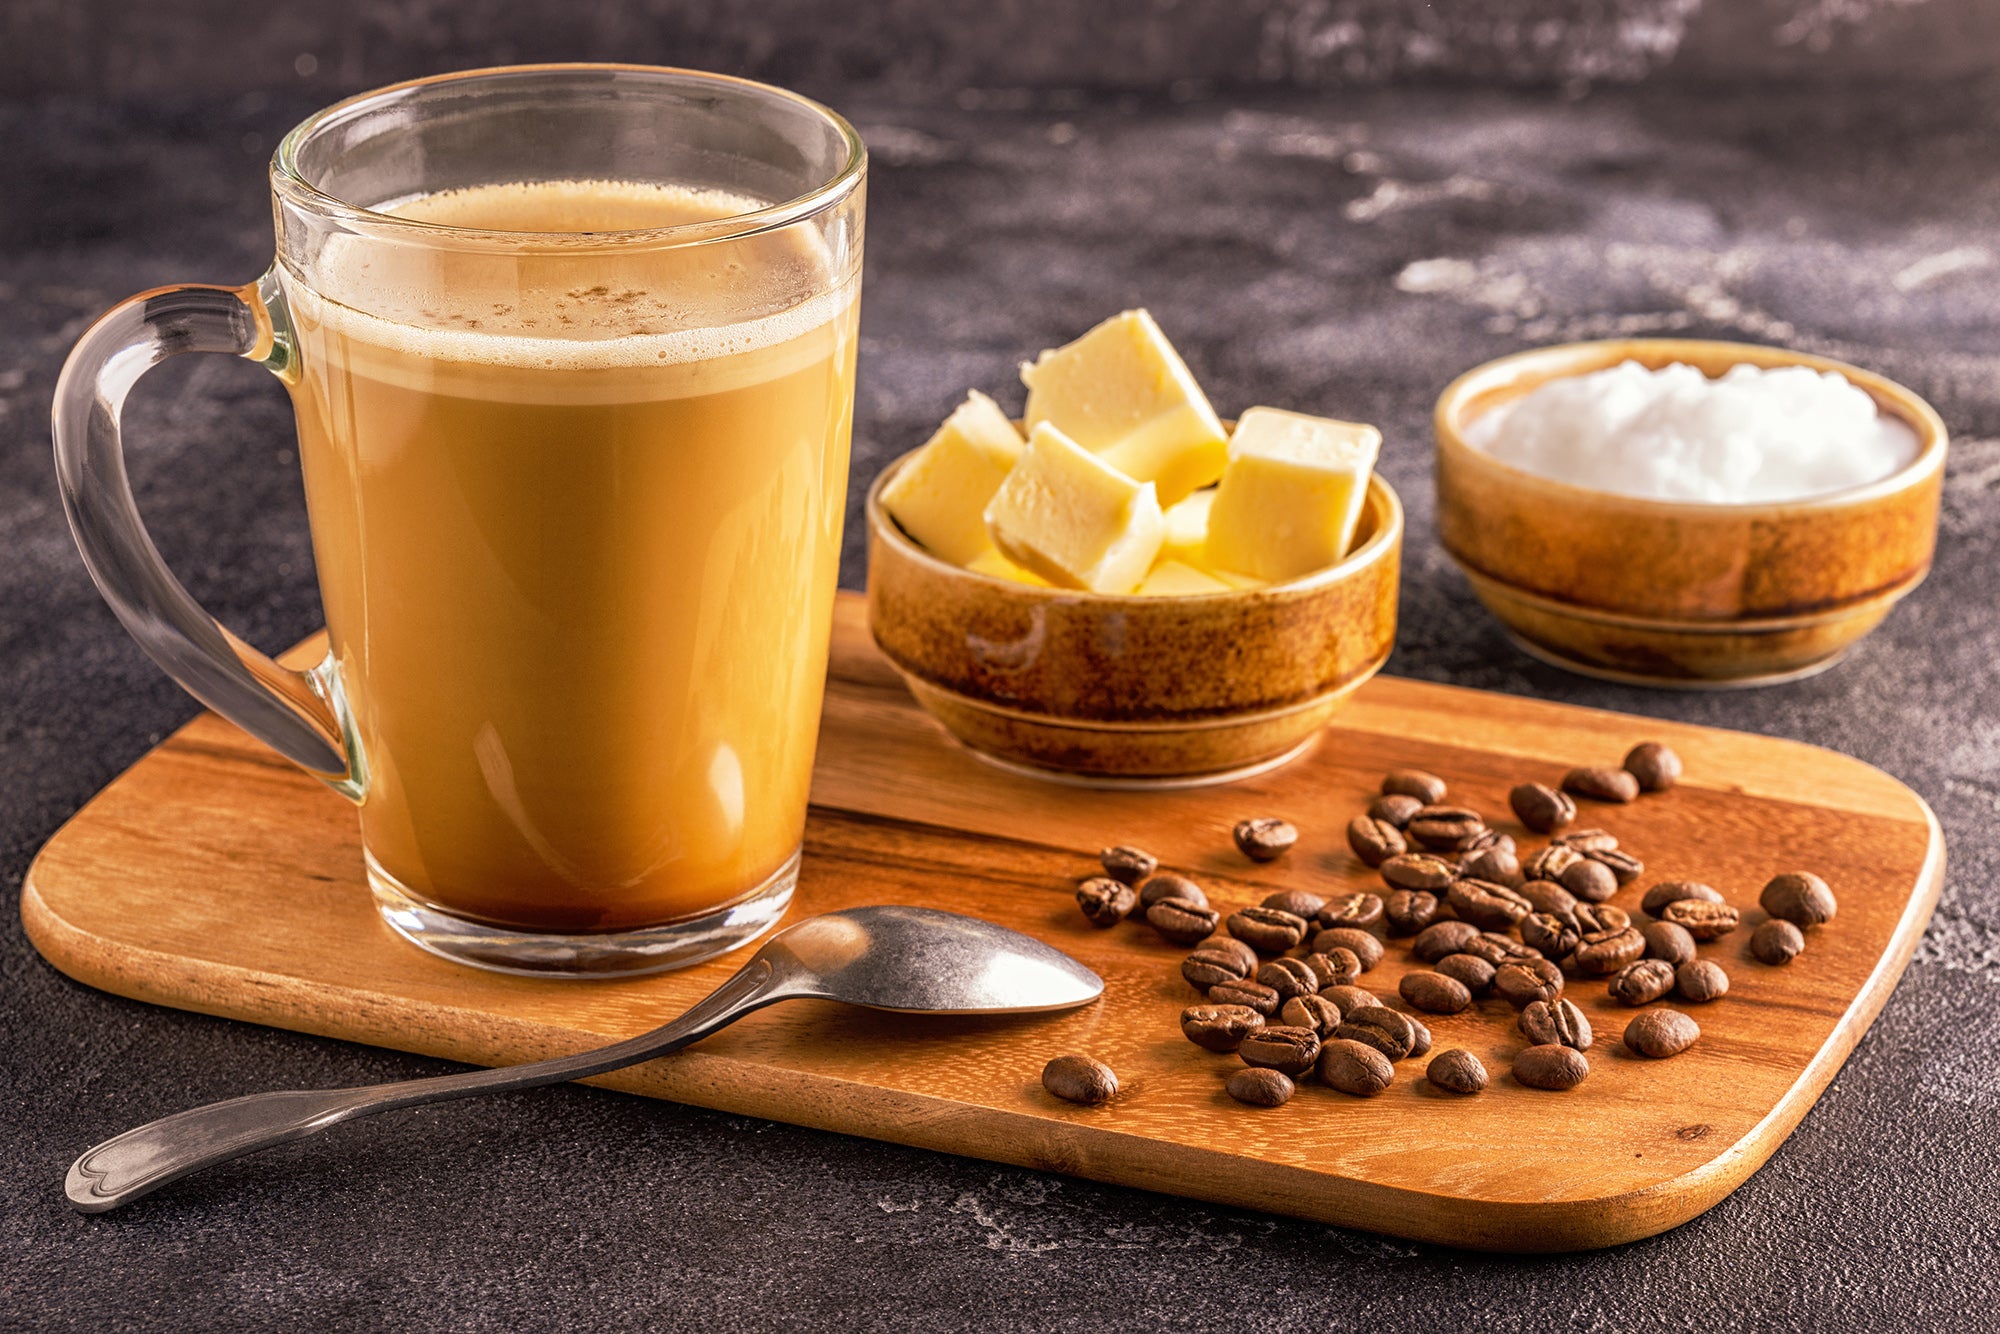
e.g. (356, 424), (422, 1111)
(865, 449), (1402, 785)
(1435, 339), (1947, 688)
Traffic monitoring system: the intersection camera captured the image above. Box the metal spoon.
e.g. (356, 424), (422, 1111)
(65, 905), (1103, 1213)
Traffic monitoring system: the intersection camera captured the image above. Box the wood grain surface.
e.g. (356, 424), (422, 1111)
(21, 595), (1943, 1250)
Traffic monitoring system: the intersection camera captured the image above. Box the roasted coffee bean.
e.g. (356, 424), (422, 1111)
(1519, 998), (1593, 1050)
(1582, 847), (1644, 886)
(1181, 1004), (1266, 1052)
(1207, 978), (1281, 1016)
(1261, 889), (1326, 920)
(1319, 1038), (1395, 1095)
(1413, 920), (1481, 963)
(1321, 984), (1381, 1016)
(1761, 872), (1837, 927)
(1316, 893), (1386, 930)
(1752, 918), (1806, 965)
(1226, 1067), (1296, 1107)
(1520, 911), (1581, 960)
(1514, 1044), (1590, 1091)
(1234, 817), (1299, 863)
(1624, 741), (1683, 792)
(1281, 994), (1345, 1036)
(1554, 828), (1620, 853)
(1523, 844), (1585, 883)
(1256, 957), (1320, 1001)
(1564, 765), (1640, 804)
(1382, 769), (1448, 804)
(1448, 877), (1534, 930)
(1642, 921), (1698, 966)
(1310, 926), (1385, 970)
(1139, 873), (1208, 913)
(1510, 782), (1577, 834)
(1333, 1006), (1416, 1061)
(1676, 959), (1730, 1003)
(1239, 1025), (1322, 1076)
(1380, 852), (1459, 892)
(1459, 846), (1524, 889)
(1076, 876), (1137, 927)
(1181, 945), (1254, 990)
(1203, 936), (1259, 972)
(1641, 880), (1723, 917)
(1573, 925), (1646, 976)
(1426, 1048), (1488, 1095)
(1042, 1055), (1117, 1104)
(1435, 952), (1497, 995)
(1661, 898), (1740, 941)
(1147, 897), (1220, 945)
(1303, 948), (1363, 989)
(1608, 958), (1677, 1005)
(1227, 906), (1309, 955)
(1408, 805), (1488, 852)
(1347, 815), (1407, 868)
(1493, 957), (1565, 1007)
(1368, 793), (1425, 828)
(1400, 971), (1474, 1014)
(1571, 903), (1630, 935)
(1625, 1009), (1700, 1058)
(1559, 858), (1618, 904)
(1458, 828), (1516, 858)
(1384, 890), (1443, 935)
(1518, 880), (1579, 917)
(1466, 932), (1542, 965)
(1406, 1015), (1433, 1059)
(1100, 845), (1158, 887)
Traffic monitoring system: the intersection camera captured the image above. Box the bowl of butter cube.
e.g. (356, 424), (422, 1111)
(866, 309), (1402, 785)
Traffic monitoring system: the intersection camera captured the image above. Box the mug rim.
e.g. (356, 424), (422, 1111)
(272, 63), (867, 252)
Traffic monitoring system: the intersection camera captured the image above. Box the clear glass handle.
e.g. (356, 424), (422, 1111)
(51, 272), (356, 790)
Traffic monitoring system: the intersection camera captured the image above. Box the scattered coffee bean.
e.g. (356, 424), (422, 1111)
(1316, 893), (1386, 930)
(1676, 959), (1730, 1003)
(1427, 1048), (1488, 1095)
(1519, 998), (1593, 1050)
(1514, 1044), (1590, 1091)
(1368, 793), (1425, 828)
(1076, 876), (1137, 927)
(1408, 805), (1487, 852)
(1147, 896), (1220, 945)
(1624, 741), (1683, 792)
(1204, 936), (1259, 972)
(1260, 889), (1326, 921)
(1139, 873), (1208, 913)
(1435, 952), (1497, 995)
(1520, 911), (1581, 960)
(1382, 769), (1448, 804)
(1573, 925), (1646, 976)
(1207, 978), (1281, 1016)
(1310, 926), (1385, 970)
(1761, 872), (1837, 927)
(1465, 932), (1542, 965)
(1346, 815), (1407, 869)
(1100, 845), (1158, 887)
(1447, 878), (1534, 930)
(1380, 852), (1459, 892)
(1303, 948), (1362, 988)
(1493, 957), (1565, 1007)
(1641, 880), (1723, 917)
(1752, 918), (1806, 965)
(1458, 829), (1516, 858)
(1239, 1025), (1322, 1076)
(1227, 906), (1309, 954)
(1257, 957), (1320, 1001)
(1582, 847), (1644, 886)
(1660, 898), (1740, 941)
(1459, 846), (1524, 889)
(1400, 971), (1474, 1014)
(1321, 984), (1381, 1015)
(1571, 903), (1631, 935)
(1559, 858), (1619, 904)
(1554, 828), (1620, 853)
(1406, 1015), (1433, 1059)
(1319, 1039), (1395, 1095)
(1384, 889), (1443, 935)
(1413, 920), (1481, 963)
(1642, 921), (1698, 966)
(1042, 1054), (1118, 1104)
(1281, 994), (1344, 1036)
(1523, 844), (1585, 883)
(1234, 817), (1299, 863)
(1625, 1009), (1700, 1058)
(1181, 945), (1254, 990)
(1226, 1067), (1295, 1107)
(1608, 958), (1677, 1005)
(1564, 765), (1640, 804)
(1182, 1004), (1266, 1052)
(1518, 880), (1579, 916)
(1334, 1006), (1417, 1061)
(1510, 782), (1576, 834)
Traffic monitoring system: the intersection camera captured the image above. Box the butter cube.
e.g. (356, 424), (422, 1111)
(984, 423), (1165, 594)
(1020, 310), (1228, 506)
(1135, 560), (1233, 597)
(1158, 488), (1266, 589)
(879, 391), (1025, 565)
(964, 548), (1050, 587)
(1204, 407), (1380, 583)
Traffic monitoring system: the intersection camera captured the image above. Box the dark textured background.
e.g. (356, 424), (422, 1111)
(4, 3), (1999, 1330)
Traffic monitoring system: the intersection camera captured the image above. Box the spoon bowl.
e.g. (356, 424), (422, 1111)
(769, 905), (1105, 1013)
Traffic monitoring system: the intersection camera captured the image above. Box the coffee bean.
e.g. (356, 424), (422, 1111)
(1465, 932), (1542, 965)
(1139, 873), (1208, 913)
(1676, 959), (1730, 1003)
(1582, 847), (1644, 886)
(1752, 918), (1806, 965)
(1573, 925), (1646, 976)
(1303, 948), (1363, 988)
(1625, 1009), (1700, 1058)
(1147, 897), (1220, 945)
(1181, 1004), (1266, 1052)
(1447, 878), (1534, 930)
(1564, 765), (1640, 804)
(1761, 872), (1837, 927)
(1226, 1067), (1296, 1107)
(1368, 793), (1425, 828)
(1427, 1048), (1488, 1095)
(1519, 998), (1593, 1050)
(1642, 921), (1698, 966)
(1380, 852), (1459, 892)
(1257, 957), (1320, 1001)
(1509, 782), (1576, 834)
(1310, 926), (1385, 970)
(1413, 920), (1480, 963)
(1207, 978), (1281, 1016)
(1204, 936), (1259, 972)
(1382, 769), (1447, 804)
(1641, 880), (1723, 917)
(1518, 880), (1579, 917)
(1559, 858), (1618, 904)
(1624, 741), (1683, 792)
(1660, 898), (1740, 940)
(1346, 816), (1406, 868)
(1227, 906), (1309, 955)
(1459, 846), (1524, 889)
(1239, 1025), (1322, 1076)
(1234, 817), (1299, 863)
(1523, 844), (1585, 883)
(1400, 971), (1474, 1014)
(1435, 952), (1497, 995)
(1181, 945), (1254, 990)
(1316, 893), (1386, 929)
(1554, 828), (1620, 853)
(1608, 958), (1677, 1005)
(1406, 1015), (1433, 1059)
(1042, 1055), (1117, 1104)
(1281, 994), (1344, 1036)
(1520, 911), (1580, 960)
(1514, 1044), (1590, 1091)
(1260, 889), (1326, 921)
(1408, 805), (1487, 852)
(1493, 957), (1564, 1007)
(1319, 1039), (1395, 1095)
(1076, 876), (1137, 927)
(1458, 829), (1517, 858)
(1320, 984), (1381, 1016)
(1384, 889), (1443, 935)
(1334, 1006), (1416, 1061)
(1100, 845), (1158, 887)
(1571, 903), (1631, 935)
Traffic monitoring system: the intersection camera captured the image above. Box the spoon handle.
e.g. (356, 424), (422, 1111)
(66, 959), (784, 1214)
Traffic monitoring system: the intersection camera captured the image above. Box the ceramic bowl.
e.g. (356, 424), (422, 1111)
(864, 449), (1403, 786)
(1434, 338), (1947, 688)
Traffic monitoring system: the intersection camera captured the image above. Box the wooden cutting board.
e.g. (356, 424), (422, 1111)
(23, 594), (1941, 1251)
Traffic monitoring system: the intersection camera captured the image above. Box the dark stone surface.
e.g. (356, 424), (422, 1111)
(6, 73), (2000, 1331)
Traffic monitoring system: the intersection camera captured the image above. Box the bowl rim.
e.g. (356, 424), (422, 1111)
(1433, 337), (1949, 517)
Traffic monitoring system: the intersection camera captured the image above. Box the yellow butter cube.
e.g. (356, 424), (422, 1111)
(1135, 560), (1233, 597)
(1204, 407), (1380, 583)
(1020, 309), (1228, 506)
(964, 548), (1050, 587)
(1160, 488), (1215, 565)
(879, 390), (1025, 565)
(984, 423), (1165, 594)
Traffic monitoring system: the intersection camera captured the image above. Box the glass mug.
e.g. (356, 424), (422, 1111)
(53, 66), (865, 976)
